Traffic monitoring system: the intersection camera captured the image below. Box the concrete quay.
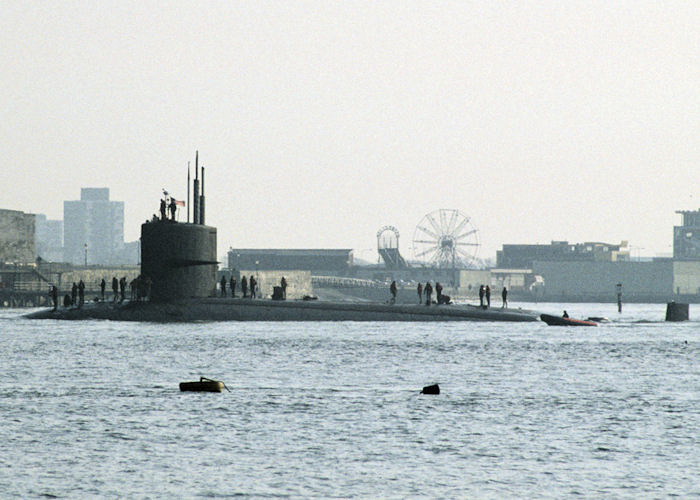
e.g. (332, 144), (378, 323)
(25, 298), (540, 323)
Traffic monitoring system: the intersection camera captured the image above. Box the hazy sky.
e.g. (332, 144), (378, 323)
(2, 1), (698, 262)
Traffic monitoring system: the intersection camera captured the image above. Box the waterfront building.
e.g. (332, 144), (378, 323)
(674, 209), (700, 260)
(228, 249), (353, 275)
(496, 241), (630, 268)
(532, 260), (700, 302)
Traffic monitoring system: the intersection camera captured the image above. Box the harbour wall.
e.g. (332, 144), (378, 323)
(218, 270), (312, 300)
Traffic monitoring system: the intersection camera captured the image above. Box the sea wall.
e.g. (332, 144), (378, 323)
(223, 270), (312, 299)
(57, 267), (140, 292)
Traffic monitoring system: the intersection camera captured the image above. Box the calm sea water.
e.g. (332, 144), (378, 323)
(1, 302), (699, 498)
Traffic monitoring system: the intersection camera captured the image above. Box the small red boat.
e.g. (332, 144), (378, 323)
(540, 313), (598, 327)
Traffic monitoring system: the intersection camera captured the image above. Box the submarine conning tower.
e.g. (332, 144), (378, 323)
(140, 152), (217, 302)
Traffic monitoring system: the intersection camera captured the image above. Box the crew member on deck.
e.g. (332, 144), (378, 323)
(112, 277), (119, 302)
(169, 198), (177, 221)
(78, 280), (85, 308)
(250, 275), (256, 299)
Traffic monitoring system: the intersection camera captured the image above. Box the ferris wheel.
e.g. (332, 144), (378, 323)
(412, 209), (480, 268)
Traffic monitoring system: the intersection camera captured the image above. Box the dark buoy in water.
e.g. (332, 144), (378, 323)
(665, 302), (689, 322)
(179, 377), (228, 392)
(421, 384), (440, 395)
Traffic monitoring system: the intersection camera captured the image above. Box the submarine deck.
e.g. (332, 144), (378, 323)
(25, 297), (540, 323)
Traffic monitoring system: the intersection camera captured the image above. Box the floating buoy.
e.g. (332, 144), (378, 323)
(421, 384), (440, 395)
(179, 377), (227, 392)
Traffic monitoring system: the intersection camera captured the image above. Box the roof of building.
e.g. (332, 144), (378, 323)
(228, 249), (352, 256)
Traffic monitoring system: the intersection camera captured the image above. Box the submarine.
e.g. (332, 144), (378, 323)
(26, 153), (539, 323)
(26, 296), (540, 322)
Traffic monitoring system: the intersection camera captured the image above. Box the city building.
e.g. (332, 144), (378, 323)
(63, 188), (125, 265)
(35, 214), (64, 262)
(674, 209), (700, 260)
(0, 209), (35, 264)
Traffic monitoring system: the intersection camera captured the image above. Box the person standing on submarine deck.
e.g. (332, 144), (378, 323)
(249, 275), (256, 299)
(281, 276), (287, 299)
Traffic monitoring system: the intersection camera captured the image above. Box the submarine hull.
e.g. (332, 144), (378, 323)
(25, 298), (539, 322)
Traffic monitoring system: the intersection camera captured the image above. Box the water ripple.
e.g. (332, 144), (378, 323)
(1, 304), (699, 497)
